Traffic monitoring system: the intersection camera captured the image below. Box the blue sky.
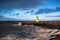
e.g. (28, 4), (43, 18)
(0, 0), (60, 21)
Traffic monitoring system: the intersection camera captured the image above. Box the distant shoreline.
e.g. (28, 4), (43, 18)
(0, 21), (60, 22)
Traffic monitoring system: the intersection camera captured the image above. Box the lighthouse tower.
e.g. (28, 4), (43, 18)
(36, 16), (39, 23)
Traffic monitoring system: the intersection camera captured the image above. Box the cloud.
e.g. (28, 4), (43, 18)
(25, 10), (35, 14)
(0, 15), (4, 18)
(34, 7), (60, 14)
(56, 7), (60, 11)
(0, 0), (44, 9)
(13, 13), (19, 16)
(46, 15), (60, 17)
(9, 13), (19, 16)
(0, 15), (23, 21)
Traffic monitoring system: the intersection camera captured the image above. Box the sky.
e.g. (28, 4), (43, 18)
(0, 0), (60, 21)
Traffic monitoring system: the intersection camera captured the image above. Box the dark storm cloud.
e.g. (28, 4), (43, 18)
(0, 0), (44, 9)
(34, 7), (60, 14)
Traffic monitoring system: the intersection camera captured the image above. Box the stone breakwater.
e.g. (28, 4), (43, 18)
(0, 25), (60, 40)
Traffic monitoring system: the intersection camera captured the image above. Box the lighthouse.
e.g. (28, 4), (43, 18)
(36, 16), (39, 23)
